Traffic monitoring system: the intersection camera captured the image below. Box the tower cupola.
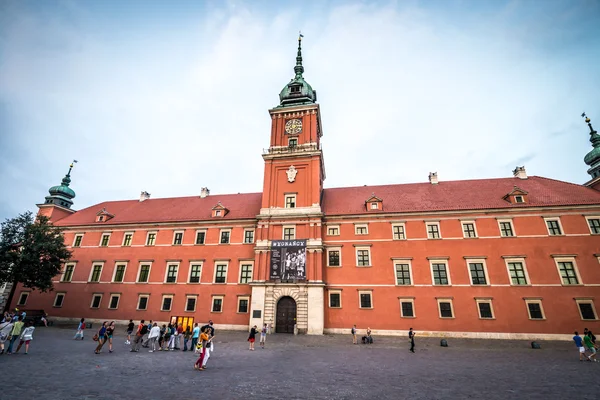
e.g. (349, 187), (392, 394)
(44, 161), (77, 209)
(278, 34), (317, 107)
(582, 113), (600, 179)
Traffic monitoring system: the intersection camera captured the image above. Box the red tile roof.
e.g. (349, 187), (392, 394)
(54, 176), (600, 226)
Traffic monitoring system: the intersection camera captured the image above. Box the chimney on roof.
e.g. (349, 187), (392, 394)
(200, 187), (210, 198)
(513, 166), (527, 179)
(429, 172), (439, 185)
(139, 191), (151, 202)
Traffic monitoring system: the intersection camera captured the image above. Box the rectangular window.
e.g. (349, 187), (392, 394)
(244, 230), (254, 244)
(214, 264), (228, 283)
(515, 195), (524, 203)
(137, 295), (149, 310)
(53, 293), (65, 308)
(526, 300), (545, 320)
(400, 300), (415, 318)
(138, 264), (151, 283)
(587, 218), (600, 234)
(17, 292), (29, 306)
(359, 291), (372, 309)
(73, 234), (83, 247)
(146, 232), (157, 246)
(240, 264), (253, 284)
(327, 226), (340, 236)
(61, 264), (75, 282)
(90, 294), (102, 309)
(173, 231), (183, 245)
(370, 202), (378, 209)
(356, 249), (370, 267)
(285, 194), (296, 208)
(195, 231), (206, 245)
(498, 221), (514, 237)
(186, 296), (197, 312)
(462, 222), (477, 238)
(122, 233), (133, 247)
(557, 261), (579, 285)
(220, 230), (230, 244)
(100, 234), (110, 247)
(468, 262), (488, 285)
(477, 300), (494, 319)
(215, 209), (222, 217)
(89, 264), (103, 282)
(394, 263), (412, 285)
(113, 264), (126, 283)
(328, 250), (341, 267)
(108, 294), (120, 310)
(427, 223), (441, 239)
(165, 264), (178, 283)
(431, 262), (449, 285)
(189, 264), (202, 283)
(392, 224), (406, 240)
(288, 138), (298, 147)
(355, 225), (368, 235)
(507, 261), (528, 285)
(545, 219), (562, 235)
(329, 291), (342, 308)
(161, 296), (173, 311)
(438, 300), (454, 318)
(238, 297), (249, 313)
(283, 227), (295, 240)
(212, 296), (223, 312)
(576, 300), (598, 320)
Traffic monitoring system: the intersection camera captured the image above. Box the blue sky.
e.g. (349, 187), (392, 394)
(1, 0), (599, 221)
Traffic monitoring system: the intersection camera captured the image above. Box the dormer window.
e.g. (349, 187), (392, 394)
(370, 202), (377, 209)
(212, 202), (229, 218)
(215, 210), (222, 216)
(503, 186), (529, 204)
(515, 196), (524, 203)
(97, 215), (105, 222)
(95, 208), (115, 222)
(365, 194), (383, 211)
(290, 85), (301, 94)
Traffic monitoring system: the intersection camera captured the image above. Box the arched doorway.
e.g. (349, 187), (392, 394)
(276, 296), (297, 333)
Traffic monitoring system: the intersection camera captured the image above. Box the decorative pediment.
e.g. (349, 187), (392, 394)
(503, 185), (529, 204)
(365, 193), (383, 211)
(211, 202), (229, 217)
(95, 208), (114, 222)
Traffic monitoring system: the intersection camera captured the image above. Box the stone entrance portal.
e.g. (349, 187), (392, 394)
(276, 296), (297, 333)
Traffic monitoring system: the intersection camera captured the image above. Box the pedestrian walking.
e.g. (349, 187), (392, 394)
(201, 320), (216, 353)
(14, 321), (35, 354)
(74, 318), (85, 340)
(183, 327), (191, 351)
(584, 331), (597, 361)
(159, 324), (167, 351)
(130, 320), (146, 352)
(142, 320), (153, 348)
(409, 328), (415, 353)
(260, 323), (267, 349)
(6, 315), (24, 354)
(106, 321), (115, 353)
(94, 321), (108, 354)
(351, 325), (357, 344)
(191, 323), (200, 352)
(148, 323), (160, 352)
(0, 319), (14, 354)
(194, 326), (210, 371)
(175, 323), (183, 350)
(201, 325), (215, 369)
(573, 331), (589, 361)
(248, 325), (258, 350)
(125, 319), (134, 345)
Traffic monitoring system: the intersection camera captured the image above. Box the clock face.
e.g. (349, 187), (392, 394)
(285, 119), (302, 135)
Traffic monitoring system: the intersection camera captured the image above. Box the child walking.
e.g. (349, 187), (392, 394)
(74, 318), (85, 340)
(15, 321), (35, 354)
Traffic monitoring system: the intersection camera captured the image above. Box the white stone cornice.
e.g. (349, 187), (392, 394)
(258, 205), (323, 218)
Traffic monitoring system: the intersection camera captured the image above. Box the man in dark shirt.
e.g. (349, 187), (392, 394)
(409, 328), (415, 353)
(126, 320), (135, 345)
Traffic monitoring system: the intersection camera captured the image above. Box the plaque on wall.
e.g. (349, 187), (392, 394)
(252, 310), (262, 318)
(269, 239), (307, 280)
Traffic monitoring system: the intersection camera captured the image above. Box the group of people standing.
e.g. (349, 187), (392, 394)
(0, 313), (35, 355)
(573, 328), (597, 361)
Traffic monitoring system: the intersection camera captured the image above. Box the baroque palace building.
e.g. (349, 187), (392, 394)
(12, 38), (600, 339)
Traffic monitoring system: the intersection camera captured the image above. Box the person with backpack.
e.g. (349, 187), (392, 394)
(94, 321), (108, 354)
(130, 320), (146, 352)
(201, 323), (215, 369)
(148, 323), (160, 352)
(74, 318), (85, 340)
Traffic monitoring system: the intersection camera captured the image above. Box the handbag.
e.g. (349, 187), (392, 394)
(92, 333), (99, 341)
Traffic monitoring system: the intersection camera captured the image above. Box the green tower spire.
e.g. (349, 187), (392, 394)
(44, 160), (77, 209)
(278, 33), (317, 107)
(582, 113), (600, 180)
(294, 34), (304, 79)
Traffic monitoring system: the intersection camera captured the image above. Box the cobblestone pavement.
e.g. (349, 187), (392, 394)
(0, 327), (597, 400)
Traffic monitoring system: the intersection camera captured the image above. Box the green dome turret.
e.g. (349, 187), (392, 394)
(277, 34), (317, 107)
(582, 114), (600, 180)
(44, 161), (77, 209)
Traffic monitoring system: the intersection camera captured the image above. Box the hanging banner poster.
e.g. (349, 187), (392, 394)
(269, 240), (307, 281)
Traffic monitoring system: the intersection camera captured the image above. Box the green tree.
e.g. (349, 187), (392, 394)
(0, 211), (71, 292)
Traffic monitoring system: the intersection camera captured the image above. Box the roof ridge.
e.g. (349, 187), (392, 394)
(529, 175), (589, 189)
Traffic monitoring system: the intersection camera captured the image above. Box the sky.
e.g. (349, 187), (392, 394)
(1, 0), (599, 221)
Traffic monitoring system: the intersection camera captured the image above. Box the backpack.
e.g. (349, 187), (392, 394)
(140, 325), (149, 335)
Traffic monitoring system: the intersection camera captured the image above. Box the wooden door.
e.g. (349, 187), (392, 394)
(276, 296), (296, 333)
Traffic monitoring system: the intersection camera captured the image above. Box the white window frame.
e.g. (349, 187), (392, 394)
(466, 258), (489, 286)
(211, 295), (224, 313)
(358, 290), (373, 309)
(172, 230), (184, 245)
(238, 262), (254, 284)
(188, 261), (203, 284)
(185, 295), (198, 312)
(426, 222), (441, 239)
(108, 293), (121, 310)
(544, 217), (564, 236)
(524, 299), (545, 320)
(99, 232), (111, 247)
(137, 294), (149, 311)
(399, 298), (415, 318)
(17, 292), (29, 306)
(503, 257), (530, 286)
(392, 223), (406, 240)
(282, 225), (296, 240)
(112, 262), (128, 283)
(122, 232), (134, 247)
(161, 295), (173, 311)
(553, 257), (582, 285)
(475, 298), (495, 319)
(327, 247), (342, 267)
(243, 229), (255, 244)
(393, 259), (413, 286)
(237, 296), (250, 313)
(354, 224), (368, 235)
(145, 231), (157, 246)
(497, 219), (516, 237)
(355, 246), (371, 267)
(514, 195), (524, 203)
(195, 229), (207, 245)
(90, 293), (103, 309)
(72, 234), (84, 247)
(53, 292), (66, 308)
(429, 259), (451, 286)
(136, 262), (153, 283)
(575, 299), (598, 321)
(88, 262), (104, 283)
(327, 225), (340, 236)
(585, 216), (600, 235)
(219, 229), (231, 244)
(328, 290), (342, 308)
(61, 262), (77, 282)
(461, 221), (478, 238)
(437, 298), (455, 319)
(164, 262), (180, 283)
(213, 261), (229, 284)
(284, 194), (297, 209)
(215, 209), (222, 217)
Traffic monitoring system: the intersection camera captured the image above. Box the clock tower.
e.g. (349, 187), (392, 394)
(249, 36), (326, 334)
